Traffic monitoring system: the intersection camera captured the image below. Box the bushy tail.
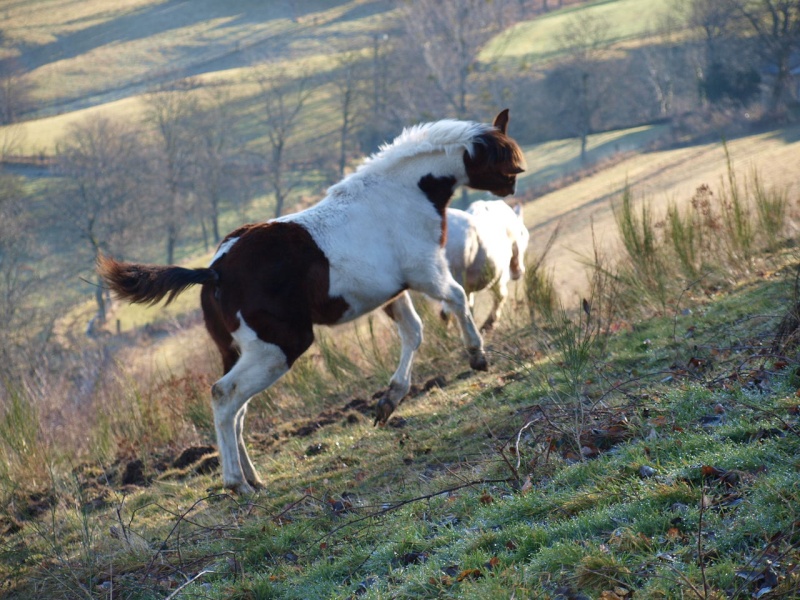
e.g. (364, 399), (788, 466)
(96, 255), (218, 307)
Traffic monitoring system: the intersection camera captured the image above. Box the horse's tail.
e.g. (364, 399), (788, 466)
(97, 255), (218, 307)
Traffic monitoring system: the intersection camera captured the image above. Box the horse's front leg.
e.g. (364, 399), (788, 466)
(418, 274), (488, 372)
(375, 291), (423, 424)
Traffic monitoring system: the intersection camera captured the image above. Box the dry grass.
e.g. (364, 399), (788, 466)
(521, 125), (800, 302)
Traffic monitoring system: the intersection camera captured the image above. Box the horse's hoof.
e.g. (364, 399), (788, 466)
(469, 350), (489, 371)
(374, 396), (396, 426)
(247, 478), (265, 490)
(227, 481), (256, 495)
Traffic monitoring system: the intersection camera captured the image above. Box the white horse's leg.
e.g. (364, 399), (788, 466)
(376, 291), (423, 423)
(234, 403), (263, 489)
(481, 280), (508, 333)
(440, 270), (466, 324)
(211, 337), (289, 494)
(417, 274), (487, 371)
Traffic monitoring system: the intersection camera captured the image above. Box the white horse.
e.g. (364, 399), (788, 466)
(443, 200), (530, 331)
(98, 110), (526, 494)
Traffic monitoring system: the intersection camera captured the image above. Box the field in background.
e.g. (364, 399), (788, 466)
(3, 0), (394, 117)
(484, 0), (674, 64)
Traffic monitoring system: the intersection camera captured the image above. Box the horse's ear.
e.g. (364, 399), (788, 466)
(493, 109), (510, 134)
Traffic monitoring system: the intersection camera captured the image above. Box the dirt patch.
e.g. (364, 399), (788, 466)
(121, 459), (149, 486)
(1, 488), (57, 533)
(286, 375), (449, 438)
(172, 445), (217, 469)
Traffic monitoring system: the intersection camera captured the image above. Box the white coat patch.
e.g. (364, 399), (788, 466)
(210, 237), (239, 266)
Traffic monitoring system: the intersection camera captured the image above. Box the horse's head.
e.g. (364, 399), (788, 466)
(508, 203), (530, 281)
(463, 110), (526, 198)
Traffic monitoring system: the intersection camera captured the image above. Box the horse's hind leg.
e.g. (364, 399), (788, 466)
(481, 281), (508, 333)
(211, 327), (291, 495)
(234, 404), (262, 489)
(376, 291), (422, 424)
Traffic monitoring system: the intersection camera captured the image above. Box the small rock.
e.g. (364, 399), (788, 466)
(699, 414), (725, 427)
(305, 442), (329, 457)
(638, 465), (657, 478)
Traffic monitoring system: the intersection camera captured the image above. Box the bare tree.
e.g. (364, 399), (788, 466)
(253, 63), (314, 218)
(688, 0), (739, 66)
(360, 32), (403, 154)
(187, 86), (244, 246)
(0, 122), (26, 160)
(0, 54), (32, 124)
(331, 52), (367, 178)
(399, 0), (520, 119)
(55, 117), (148, 322)
(143, 85), (200, 264)
(547, 12), (616, 162)
(642, 12), (691, 118)
(0, 171), (39, 374)
(732, 0), (800, 115)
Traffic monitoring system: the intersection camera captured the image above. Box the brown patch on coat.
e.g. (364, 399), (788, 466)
(417, 174), (457, 246)
(382, 287), (410, 320)
(201, 221), (349, 365)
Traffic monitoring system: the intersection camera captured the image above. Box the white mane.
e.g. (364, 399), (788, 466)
(356, 119), (493, 175)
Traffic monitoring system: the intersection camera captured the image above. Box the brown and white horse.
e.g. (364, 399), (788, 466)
(98, 110), (526, 494)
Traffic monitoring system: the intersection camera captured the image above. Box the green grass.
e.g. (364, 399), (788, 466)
(483, 0), (679, 66)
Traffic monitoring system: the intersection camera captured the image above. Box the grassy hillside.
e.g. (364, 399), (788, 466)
(2, 240), (799, 599)
(483, 0), (676, 65)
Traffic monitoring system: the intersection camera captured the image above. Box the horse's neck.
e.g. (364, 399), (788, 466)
(359, 151), (467, 189)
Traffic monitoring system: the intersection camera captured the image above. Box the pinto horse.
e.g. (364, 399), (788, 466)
(443, 200), (530, 332)
(97, 110), (526, 494)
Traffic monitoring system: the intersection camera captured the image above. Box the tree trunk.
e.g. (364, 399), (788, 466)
(769, 63), (789, 117)
(274, 191), (285, 219)
(212, 208), (220, 244)
(166, 225), (177, 265)
(580, 132), (588, 164)
(580, 72), (590, 164)
(200, 217), (209, 252)
(95, 274), (107, 325)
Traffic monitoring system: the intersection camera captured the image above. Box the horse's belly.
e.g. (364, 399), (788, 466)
(334, 288), (403, 324)
(321, 266), (405, 325)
